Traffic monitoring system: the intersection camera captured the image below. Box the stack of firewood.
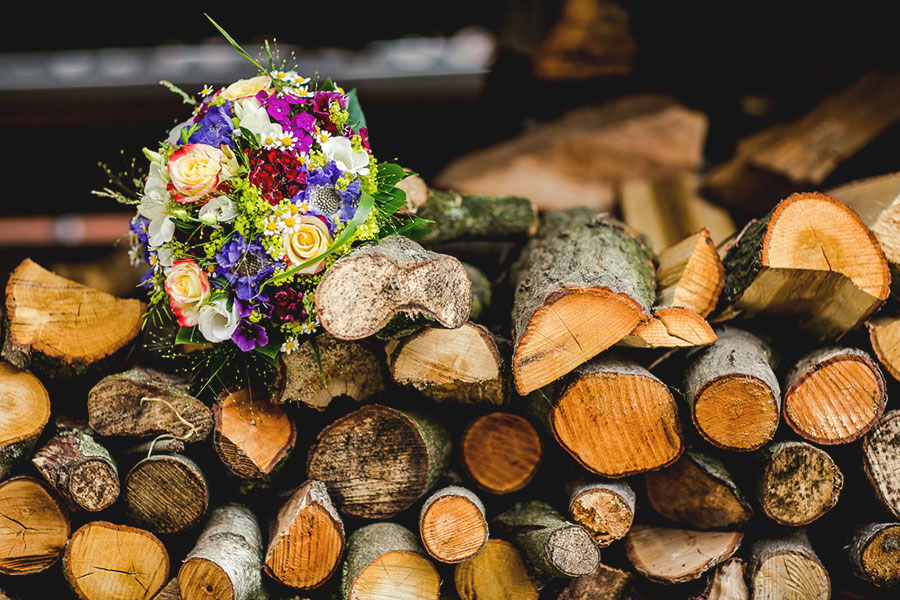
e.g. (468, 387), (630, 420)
(4, 78), (900, 600)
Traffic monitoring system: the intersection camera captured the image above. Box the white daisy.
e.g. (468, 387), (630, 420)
(280, 337), (299, 354)
(299, 320), (318, 335)
(279, 131), (298, 150)
(199, 84), (215, 97)
(270, 70), (290, 82)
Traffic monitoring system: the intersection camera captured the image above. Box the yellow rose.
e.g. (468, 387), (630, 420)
(221, 75), (272, 100)
(167, 144), (224, 202)
(283, 216), (332, 274)
(164, 259), (210, 326)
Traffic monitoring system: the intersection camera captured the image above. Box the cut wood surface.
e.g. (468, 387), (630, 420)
(548, 355), (683, 477)
(758, 441), (843, 527)
(861, 410), (900, 519)
(717, 193), (890, 339)
(435, 95), (707, 212)
(845, 522), (900, 587)
(683, 327), (781, 451)
(307, 404), (451, 518)
(388, 322), (508, 404)
(416, 191), (537, 245)
(619, 306), (716, 349)
(699, 558), (749, 600)
(0, 476), (69, 575)
(866, 306), (900, 382)
(511, 209), (655, 394)
(460, 411), (542, 494)
(454, 539), (538, 600)
(2, 258), (145, 378)
(152, 579), (181, 600)
(315, 236), (471, 340)
(272, 333), (384, 408)
(567, 479), (635, 546)
(341, 522), (440, 600)
(0, 360), (49, 479)
(624, 525), (743, 584)
(124, 454), (209, 535)
(212, 388), (296, 480)
(65, 521), (169, 600)
(749, 531), (830, 600)
(264, 480), (345, 590)
(31, 426), (119, 512)
(87, 366), (212, 442)
(655, 228), (725, 317)
(782, 347), (886, 444)
(419, 485), (489, 563)
(557, 563), (643, 600)
(494, 500), (600, 578)
(645, 450), (753, 530)
(178, 503), (263, 600)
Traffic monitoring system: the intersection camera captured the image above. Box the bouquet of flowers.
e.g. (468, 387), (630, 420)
(105, 19), (427, 390)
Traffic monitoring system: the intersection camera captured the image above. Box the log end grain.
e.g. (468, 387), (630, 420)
(454, 539), (538, 600)
(862, 410), (900, 519)
(0, 361), (49, 478)
(460, 412), (542, 494)
(419, 487), (488, 563)
(847, 523), (900, 587)
(568, 481), (635, 546)
(693, 376), (779, 452)
(124, 455), (209, 535)
(750, 533), (830, 600)
(624, 525), (743, 585)
(0, 477), (69, 575)
(759, 442), (843, 527)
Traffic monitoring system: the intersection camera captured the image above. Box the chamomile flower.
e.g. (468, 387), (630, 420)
(292, 74), (310, 86)
(298, 320), (318, 335)
(281, 337), (299, 354)
(278, 131), (298, 150)
(270, 70), (291, 82)
(263, 215), (281, 236)
(199, 84), (215, 97)
(260, 131), (281, 149)
(315, 128), (332, 144)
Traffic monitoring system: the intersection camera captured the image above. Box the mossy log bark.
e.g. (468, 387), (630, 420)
(624, 525), (743, 584)
(460, 411), (543, 495)
(782, 347), (886, 444)
(0, 361), (49, 480)
(511, 209), (655, 394)
(494, 500), (600, 578)
(566, 479), (635, 546)
(683, 326), (780, 451)
(0, 476), (70, 575)
(463, 263), (492, 322)
(416, 190), (537, 245)
(87, 366), (212, 443)
(31, 427), (119, 512)
(124, 454), (209, 535)
(315, 236), (471, 340)
(845, 522), (900, 587)
(748, 531), (830, 600)
(307, 404), (451, 519)
(178, 503), (264, 600)
(758, 441), (843, 527)
(861, 409), (900, 519)
(418, 485), (489, 563)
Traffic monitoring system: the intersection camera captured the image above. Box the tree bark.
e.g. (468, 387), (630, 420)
(463, 263), (492, 322)
(624, 525), (743, 584)
(748, 531), (830, 600)
(758, 441), (843, 527)
(416, 190), (537, 244)
(0, 476), (69, 575)
(861, 409), (900, 519)
(124, 453), (209, 535)
(566, 479), (635, 547)
(845, 522), (900, 587)
(558, 563), (645, 600)
(460, 411), (543, 495)
(0, 360), (49, 480)
(454, 539), (538, 600)
(419, 485), (489, 563)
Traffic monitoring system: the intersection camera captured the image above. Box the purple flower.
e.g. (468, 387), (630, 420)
(266, 96), (291, 122)
(188, 102), (235, 148)
(215, 234), (275, 302)
(232, 322), (268, 352)
(293, 112), (317, 133)
(312, 91), (347, 115)
(292, 161), (361, 229)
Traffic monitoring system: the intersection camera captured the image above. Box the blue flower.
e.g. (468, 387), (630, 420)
(189, 102), (235, 148)
(215, 234), (274, 302)
(292, 161), (361, 232)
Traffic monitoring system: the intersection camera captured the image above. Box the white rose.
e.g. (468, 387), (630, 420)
(197, 298), (240, 343)
(321, 136), (371, 176)
(198, 196), (238, 227)
(233, 97), (271, 136)
(222, 75), (271, 100)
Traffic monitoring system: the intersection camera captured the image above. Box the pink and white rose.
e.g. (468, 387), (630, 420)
(167, 144), (226, 203)
(164, 259), (210, 326)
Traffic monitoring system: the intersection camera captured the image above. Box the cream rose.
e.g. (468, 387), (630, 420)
(197, 298), (240, 343)
(283, 216), (332, 274)
(167, 144), (224, 202)
(221, 75), (272, 100)
(164, 259), (210, 326)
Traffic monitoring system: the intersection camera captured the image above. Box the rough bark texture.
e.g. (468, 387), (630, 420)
(460, 411), (543, 494)
(494, 500), (600, 578)
(31, 427), (119, 512)
(558, 563), (645, 600)
(566, 479), (635, 546)
(87, 366), (212, 442)
(782, 346), (886, 444)
(683, 326), (780, 451)
(845, 522), (900, 586)
(624, 525), (743, 584)
(315, 236), (471, 340)
(463, 263), (492, 322)
(749, 531), (830, 600)
(0, 360), (49, 480)
(454, 539), (538, 600)
(759, 441), (843, 527)
(416, 191), (537, 244)
(307, 404), (451, 519)
(124, 454), (209, 535)
(179, 503), (264, 600)
(418, 485), (489, 563)
(511, 209), (655, 394)
(697, 558), (749, 600)
(861, 410), (900, 519)
(271, 333), (384, 409)
(0, 476), (70, 575)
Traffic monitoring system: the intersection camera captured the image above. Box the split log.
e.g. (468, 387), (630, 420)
(454, 539), (538, 600)
(845, 522), (900, 587)
(494, 500), (600, 578)
(683, 326), (780, 451)
(717, 192), (890, 340)
(460, 411), (543, 494)
(435, 95), (707, 212)
(511, 209), (655, 394)
(705, 72), (900, 212)
(464, 263), (492, 322)
(271, 334), (384, 409)
(341, 522), (440, 600)
(545, 355), (683, 477)
(624, 525), (743, 584)
(620, 174), (737, 252)
(0, 360), (49, 479)
(645, 449), (753, 529)
(697, 558), (748, 600)
(419, 485), (489, 563)
(618, 306), (716, 349)
(782, 347), (886, 444)
(558, 563), (643, 600)
(31, 426), (119, 512)
(88, 366), (213, 442)
(2, 258), (145, 379)
(264, 480), (345, 590)
(748, 531), (830, 600)
(387, 322), (508, 404)
(153, 579), (182, 600)
(566, 479), (635, 546)
(179, 503), (264, 600)
(0, 476), (69, 575)
(315, 236), (471, 340)
(124, 454), (209, 534)
(212, 388), (296, 480)
(307, 404), (451, 518)
(861, 410), (900, 519)
(65, 521), (169, 600)
(758, 441), (843, 527)
(416, 191), (537, 245)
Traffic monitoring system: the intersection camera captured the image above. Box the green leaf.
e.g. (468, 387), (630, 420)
(254, 330), (284, 364)
(320, 78), (337, 92)
(346, 88), (367, 129)
(382, 216), (435, 240)
(175, 326), (210, 345)
(375, 187), (408, 217)
(376, 162), (408, 187)
(205, 14), (267, 74)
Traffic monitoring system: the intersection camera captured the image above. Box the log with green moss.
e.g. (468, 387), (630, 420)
(416, 191), (537, 244)
(463, 262), (492, 322)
